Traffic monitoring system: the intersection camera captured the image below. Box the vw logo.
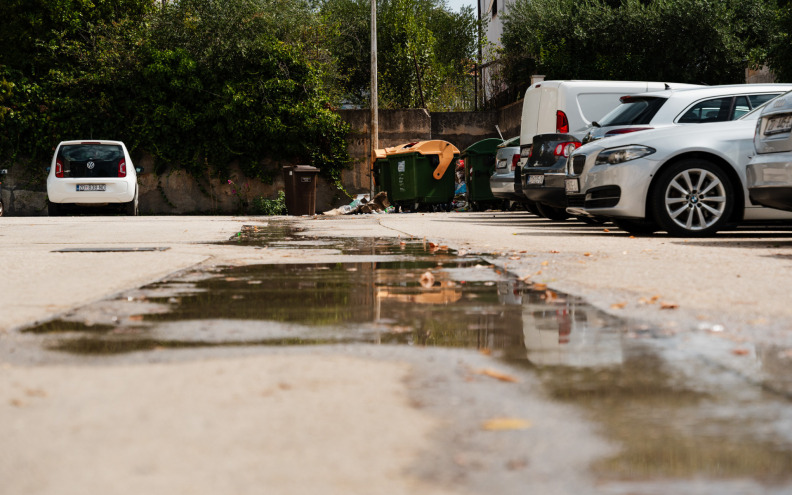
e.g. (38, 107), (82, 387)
(87, 161), (95, 170)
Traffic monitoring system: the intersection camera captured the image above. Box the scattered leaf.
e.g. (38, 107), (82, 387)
(611, 302), (627, 309)
(509, 256), (521, 260)
(660, 302), (679, 310)
(732, 348), (750, 356)
(482, 418), (532, 431)
(128, 315), (144, 322)
(479, 348), (492, 356)
(583, 252), (591, 257)
(543, 290), (559, 302)
(603, 228), (611, 233)
(532, 283), (547, 291)
(541, 261), (549, 266)
(419, 271), (435, 288)
(476, 368), (519, 382)
(549, 250), (560, 254)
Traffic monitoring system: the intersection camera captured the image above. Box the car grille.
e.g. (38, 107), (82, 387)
(571, 155), (586, 176)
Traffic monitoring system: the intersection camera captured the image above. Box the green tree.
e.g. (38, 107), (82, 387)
(500, 0), (776, 87)
(319, 0), (478, 109)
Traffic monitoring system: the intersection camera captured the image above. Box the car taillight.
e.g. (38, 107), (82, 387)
(604, 127), (654, 137)
(553, 141), (581, 158)
(118, 158), (127, 177)
(556, 111), (569, 134)
(55, 159), (64, 178)
(510, 153), (520, 171)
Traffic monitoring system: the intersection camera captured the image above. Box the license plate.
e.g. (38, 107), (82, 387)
(527, 175), (544, 185)
(565, 178), (580, 193)
(76, 184), (106, 191)
(765, 114), (792, 135)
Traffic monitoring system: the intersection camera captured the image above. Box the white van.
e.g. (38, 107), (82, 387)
(518, 80), (700, 166)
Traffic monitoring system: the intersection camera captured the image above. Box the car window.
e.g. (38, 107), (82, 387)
(597, 97), (666, 126)
(731, 96), (750, 119)
(748, 93), (780, 108)
(57, 144), (124, 178)
(678, 97), (733, 123)
(740, 92), (791, 120)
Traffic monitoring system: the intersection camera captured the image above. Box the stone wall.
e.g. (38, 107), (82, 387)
(1, 104), (524, 216)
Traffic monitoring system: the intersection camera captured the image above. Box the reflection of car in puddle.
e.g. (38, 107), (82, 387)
(521, 297), (624, 367)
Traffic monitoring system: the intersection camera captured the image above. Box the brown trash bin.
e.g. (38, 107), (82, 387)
(282, 165), (319, 215)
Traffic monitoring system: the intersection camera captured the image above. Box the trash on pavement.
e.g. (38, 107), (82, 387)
(323, 191), (392, 216)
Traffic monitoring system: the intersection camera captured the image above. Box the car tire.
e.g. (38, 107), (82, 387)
(0, 199), (4, 217)
(47, 201), (62, 216)
(536, 203), (570, 221)
(124, 190), (139, 216)
(650, 160), (734, 237)
(613, 218), (658, 235)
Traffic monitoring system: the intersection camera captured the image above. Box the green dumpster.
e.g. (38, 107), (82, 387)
(386, 140), (460, 211)
(461, 137), (503, 210)
(372, 146), (401, 195)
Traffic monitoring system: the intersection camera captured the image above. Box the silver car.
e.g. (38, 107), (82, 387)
(582, 84), (792, 144)
(747, 92), (792, 212)
(489, 136), (523, 205)
(565, 98), (792, 236)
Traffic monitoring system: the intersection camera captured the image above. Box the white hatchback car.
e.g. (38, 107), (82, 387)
(47, 140), (140, 216)
(565, 100), (792, 236)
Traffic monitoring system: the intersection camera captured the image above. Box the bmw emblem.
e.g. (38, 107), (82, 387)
(87, 161), (95, 169)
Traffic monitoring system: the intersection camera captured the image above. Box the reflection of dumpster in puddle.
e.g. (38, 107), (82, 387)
(521, 295), (624, 367)
(375, 280), (462, 305)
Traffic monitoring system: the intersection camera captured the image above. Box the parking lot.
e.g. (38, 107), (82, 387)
(2, 212), (792, 494)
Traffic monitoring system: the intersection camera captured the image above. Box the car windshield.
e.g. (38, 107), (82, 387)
(57, 144), (123, 178)
(597, 97), (666, 126)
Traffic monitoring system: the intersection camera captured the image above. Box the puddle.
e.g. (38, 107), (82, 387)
(20, 223), (792, 486)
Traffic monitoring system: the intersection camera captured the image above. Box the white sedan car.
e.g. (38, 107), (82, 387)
(565, 100), (792, 236)
(47, 140), (140, 216)
(747, 93), (792, 212)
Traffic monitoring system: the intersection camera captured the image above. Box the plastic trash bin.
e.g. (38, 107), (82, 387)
(385, 140), (460, 211)
(461, 137), (502, 210)
(282, 165), (319, 215)
(372, 146), (402, 195)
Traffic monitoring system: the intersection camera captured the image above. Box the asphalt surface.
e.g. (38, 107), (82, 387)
(1, 212), (791, 495)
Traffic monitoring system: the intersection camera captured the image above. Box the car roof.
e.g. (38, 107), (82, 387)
(625, 83), (792, 101)
(57, 140), (126, 147)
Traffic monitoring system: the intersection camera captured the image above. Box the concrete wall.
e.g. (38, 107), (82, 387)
(1, 104), (523, 216)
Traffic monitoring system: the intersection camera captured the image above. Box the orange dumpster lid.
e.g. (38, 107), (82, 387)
(389, 140), (460, 180)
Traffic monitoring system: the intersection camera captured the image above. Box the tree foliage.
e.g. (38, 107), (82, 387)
(500, 0), (777, 87)
(319, 0), (478, 109)
(0, 0), (350, 182)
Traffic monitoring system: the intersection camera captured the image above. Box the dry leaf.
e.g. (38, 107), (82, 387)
(509, 256), (521, 260)
(419, 271), (435, 288)
(476, 368), (519, 383)
(732, 348), (750, 356)
(549, 250), (560, 254)
(479, 348), (492, 356)
(660, 302), (679, 310)
(541, 261), (549, 266)
(543, 290), (558, 302)
(603, 228), (611, 233)
(482, 418), (532, 431)
(532, 283), (547, 291)
(583, 252), (592, 257)
(611, 302), (627, 309)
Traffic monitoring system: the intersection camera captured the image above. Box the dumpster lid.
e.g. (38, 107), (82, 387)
(371, 146), (402, 165)
(389, 140), (460, 181)
(461, 138), (504, 156)
(293, 165), (319, 172)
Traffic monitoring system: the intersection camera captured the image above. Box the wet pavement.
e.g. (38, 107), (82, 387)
(14, 221), (792, 490)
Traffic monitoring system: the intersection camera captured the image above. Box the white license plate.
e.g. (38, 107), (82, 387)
(76, 184), (106, 192)
(565, 178), (580, 193)
(527, 175), (544, 185)
(765, 114), (792, 135)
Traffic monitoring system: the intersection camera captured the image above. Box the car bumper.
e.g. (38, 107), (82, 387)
(747, 154), (792, 211)
(573, 159), (655, 219)
(490, 172), (521, 199)
(47, 177), (135, 204)
(521, 173), (567, 208)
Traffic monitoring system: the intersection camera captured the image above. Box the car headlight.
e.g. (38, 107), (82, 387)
(595, 145), (656, 165)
